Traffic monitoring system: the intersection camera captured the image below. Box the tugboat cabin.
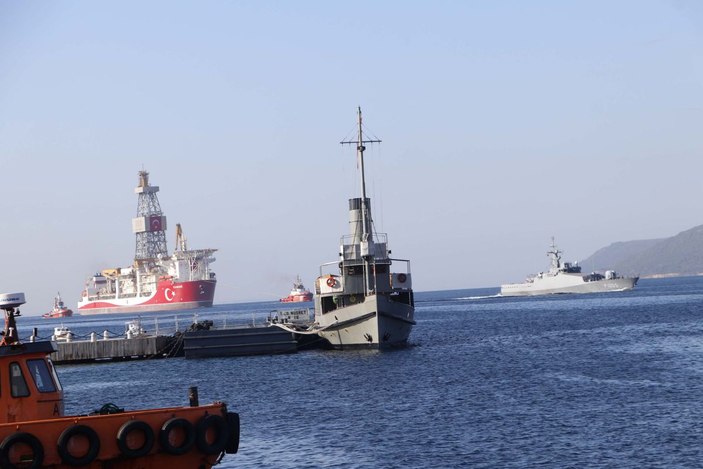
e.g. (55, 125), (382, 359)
(0, 341), (65, 424)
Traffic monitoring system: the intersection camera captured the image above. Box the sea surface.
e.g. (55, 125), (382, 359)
(19, 276), (703, 468)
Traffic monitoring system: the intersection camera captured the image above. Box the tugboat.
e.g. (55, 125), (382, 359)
(311, 108), (415, 348)
(42, 293), (73, 319)
(279, 276), (313, 303)
(0, 292), (239, 468)
(500, 238), (639, 296)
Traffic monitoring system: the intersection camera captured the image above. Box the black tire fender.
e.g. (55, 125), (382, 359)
(57, 424), (100, 466)
(116, 420), (154, 458)
(196, 414), (229, 455)
(159, 417), (196, 455)
(225, 412), (240, 454)
(0, 432), (44, 469)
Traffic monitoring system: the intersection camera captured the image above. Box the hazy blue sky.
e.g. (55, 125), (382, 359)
(1, 1), (702, 313)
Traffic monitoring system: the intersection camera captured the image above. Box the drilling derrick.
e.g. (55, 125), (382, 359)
(132, 170), (168, 268)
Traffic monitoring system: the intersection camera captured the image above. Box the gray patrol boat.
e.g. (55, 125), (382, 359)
(501, 238), (639, 297)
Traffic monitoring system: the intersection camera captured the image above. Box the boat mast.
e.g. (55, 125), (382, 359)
(341, 107), (382, 294)
(341, 107), (380, 237)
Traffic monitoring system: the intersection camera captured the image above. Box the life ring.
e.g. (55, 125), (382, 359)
(117, 420), (154, 458)
(0, 432), (44, 469)
(397, 273), (407, 283)
(196, 414), (229, 455)
(159, 418), (196, 455)
(349, 295), (357, 303)
(326, 277), (336, 288)
(57, 424), (100, 466)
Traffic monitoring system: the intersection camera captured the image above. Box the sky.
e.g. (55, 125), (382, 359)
(1, 1), (702, 313)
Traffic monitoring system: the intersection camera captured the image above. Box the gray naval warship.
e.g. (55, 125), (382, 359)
(500, 239), (639, 297)
(311, 108), (415, 348)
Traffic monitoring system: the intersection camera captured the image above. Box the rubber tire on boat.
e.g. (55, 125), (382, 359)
(159, 418), (196, 455)
(57, 424), (100, 466)
(195, 414), (229, 455)
(225, 412), (240, 454)
(0, 432), (44, 469)
(116, 420), (155, 458)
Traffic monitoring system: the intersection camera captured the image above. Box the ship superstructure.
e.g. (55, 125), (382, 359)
(78, 171), (217, 314)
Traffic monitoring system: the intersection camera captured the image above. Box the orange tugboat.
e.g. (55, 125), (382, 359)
(0, 292), (239, 468)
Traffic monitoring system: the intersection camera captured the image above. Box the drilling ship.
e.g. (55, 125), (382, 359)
(77, 171), (217, 314)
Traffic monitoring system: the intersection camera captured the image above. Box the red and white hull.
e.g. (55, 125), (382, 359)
(280, 292), (313, 303)
(78, 279), (216, 315)
(42, 309), (73, 319)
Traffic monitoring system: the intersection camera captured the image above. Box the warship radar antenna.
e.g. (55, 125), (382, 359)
(132, 170), (168, 268)
(548, 237), (563, 269)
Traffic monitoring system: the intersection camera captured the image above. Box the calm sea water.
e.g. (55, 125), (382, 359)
(19, 276), (703, 468)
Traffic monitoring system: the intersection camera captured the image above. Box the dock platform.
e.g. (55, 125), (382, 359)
(183, 326), (297, 359)
(50, 336), (176, 364)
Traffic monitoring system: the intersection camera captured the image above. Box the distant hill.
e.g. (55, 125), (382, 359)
(580, 225), (703, 277)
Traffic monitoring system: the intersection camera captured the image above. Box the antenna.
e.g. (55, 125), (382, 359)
(340, 107), (381, 239)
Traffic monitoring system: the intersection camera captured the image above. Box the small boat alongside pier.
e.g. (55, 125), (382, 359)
(309, 108), (415, 348)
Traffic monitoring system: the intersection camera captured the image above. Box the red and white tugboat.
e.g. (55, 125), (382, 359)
(0, 292), (239, 468)
(279, 276), (313, 303)
(78, 170), (217, 314)
(42, 293), (73, 319)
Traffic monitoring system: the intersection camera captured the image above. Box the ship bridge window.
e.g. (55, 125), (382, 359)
(47, 359), (63, 391)
(27, 359), (57, 393)
(346, 265), (363, 276)
(9, 362), (30, 397)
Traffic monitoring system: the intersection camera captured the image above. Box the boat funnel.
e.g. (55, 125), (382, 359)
(348, 197), (371, 244)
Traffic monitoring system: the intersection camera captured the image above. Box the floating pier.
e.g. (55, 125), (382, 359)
(183, 326), (298, 359)
(49, 335), (176, 364)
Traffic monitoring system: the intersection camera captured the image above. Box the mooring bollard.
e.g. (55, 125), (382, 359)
(189, 386), (199, 407)
(103, 330), (109, 340)
(90, 332), (96, 342)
